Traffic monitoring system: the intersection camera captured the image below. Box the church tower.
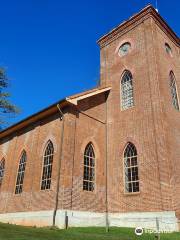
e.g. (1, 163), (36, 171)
(98, 5), (180, 229)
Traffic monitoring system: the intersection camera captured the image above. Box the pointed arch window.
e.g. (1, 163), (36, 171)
(124, 143), (139, 193)
(0, 158), (5, 188)
(41, 140), (54, 190)
(121, 71), (134, 110)
(165, 43), (172, 56)
(83, 143), (95, 191)
(15, 151), (27, 194)
(169, 71), (179, 111)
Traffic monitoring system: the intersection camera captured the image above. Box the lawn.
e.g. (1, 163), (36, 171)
(0, 222), (179, 240)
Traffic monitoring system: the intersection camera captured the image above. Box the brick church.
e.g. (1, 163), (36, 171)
(0, 5), (179, 231)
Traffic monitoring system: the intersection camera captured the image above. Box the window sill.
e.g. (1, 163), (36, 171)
(121, 105), (135, 112)
(14, 193), (23, 197)
(40, 188), (53, 192)
(124, 191), (140, 196)
(82, 190), (96, 194)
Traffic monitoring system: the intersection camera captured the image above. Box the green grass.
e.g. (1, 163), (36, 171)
(0, 222), (179, 240)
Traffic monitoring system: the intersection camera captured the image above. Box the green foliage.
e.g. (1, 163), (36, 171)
(0, 68), (20, 129)
(0, 222), (179, 240)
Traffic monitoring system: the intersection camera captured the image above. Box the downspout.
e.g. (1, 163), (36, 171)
(53, 104), (65, 226)
(70, 108), (77, 209)
(105, 93), (109, 232)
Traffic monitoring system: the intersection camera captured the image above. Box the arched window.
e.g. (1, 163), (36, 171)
(124, 142), (139, 193)
(83, 143), (95, 191)
(121, 71), (134, 110)
(41, 140), (54, 190)
(165, 43), (172, 56)
(0, 158), (5, 188)
(15, 151), (27, 194)
(169, 71), (179, 111)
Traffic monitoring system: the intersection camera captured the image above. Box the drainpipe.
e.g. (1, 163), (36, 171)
(53, 104), (65, 226)
(105, 94), (109, 232)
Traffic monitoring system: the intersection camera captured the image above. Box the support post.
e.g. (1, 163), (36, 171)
(65, 211), (68, 229)
(156, 217), (160, 240)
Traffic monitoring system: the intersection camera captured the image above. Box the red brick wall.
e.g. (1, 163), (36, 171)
(0, 114), (62, 213)
(0, 94), (107, 214)
(69, 95), (107, 213)
(99, 17), (176, 214)
(0, 12), (179, 224)
(153, 21), (180, 218)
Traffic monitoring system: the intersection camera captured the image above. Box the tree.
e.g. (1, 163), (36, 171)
(0, 67), (20, 130)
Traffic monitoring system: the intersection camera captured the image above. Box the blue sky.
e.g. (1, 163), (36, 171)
(0, 0), (179, 125)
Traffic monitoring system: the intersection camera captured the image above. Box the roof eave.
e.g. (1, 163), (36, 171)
(0, 86), (111, 140)
(0, 99), (67, 140)
(66, 86), (111, 105)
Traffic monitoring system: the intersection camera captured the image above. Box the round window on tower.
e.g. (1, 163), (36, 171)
(165, 43), (172, 56)
(118, 42), (131, 57)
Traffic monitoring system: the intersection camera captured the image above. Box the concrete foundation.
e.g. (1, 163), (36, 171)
(0, 210), (178, 231)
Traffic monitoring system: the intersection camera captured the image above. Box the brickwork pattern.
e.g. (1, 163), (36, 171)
(0, 6), (179, 227)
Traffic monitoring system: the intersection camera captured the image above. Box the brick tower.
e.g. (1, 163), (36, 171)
(98, 5), (180, 230)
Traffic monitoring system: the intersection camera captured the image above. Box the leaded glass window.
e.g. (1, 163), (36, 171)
(165, 43), (172, 56)
(169, 71), (179, 111)
(121, 71), (134, 110)
(124, 143), (139, 193)
(41, 140), (54, 190)
(83, 143), (95, 192)
(15, 151), (27, 194)
(0, 158), (5, 188)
